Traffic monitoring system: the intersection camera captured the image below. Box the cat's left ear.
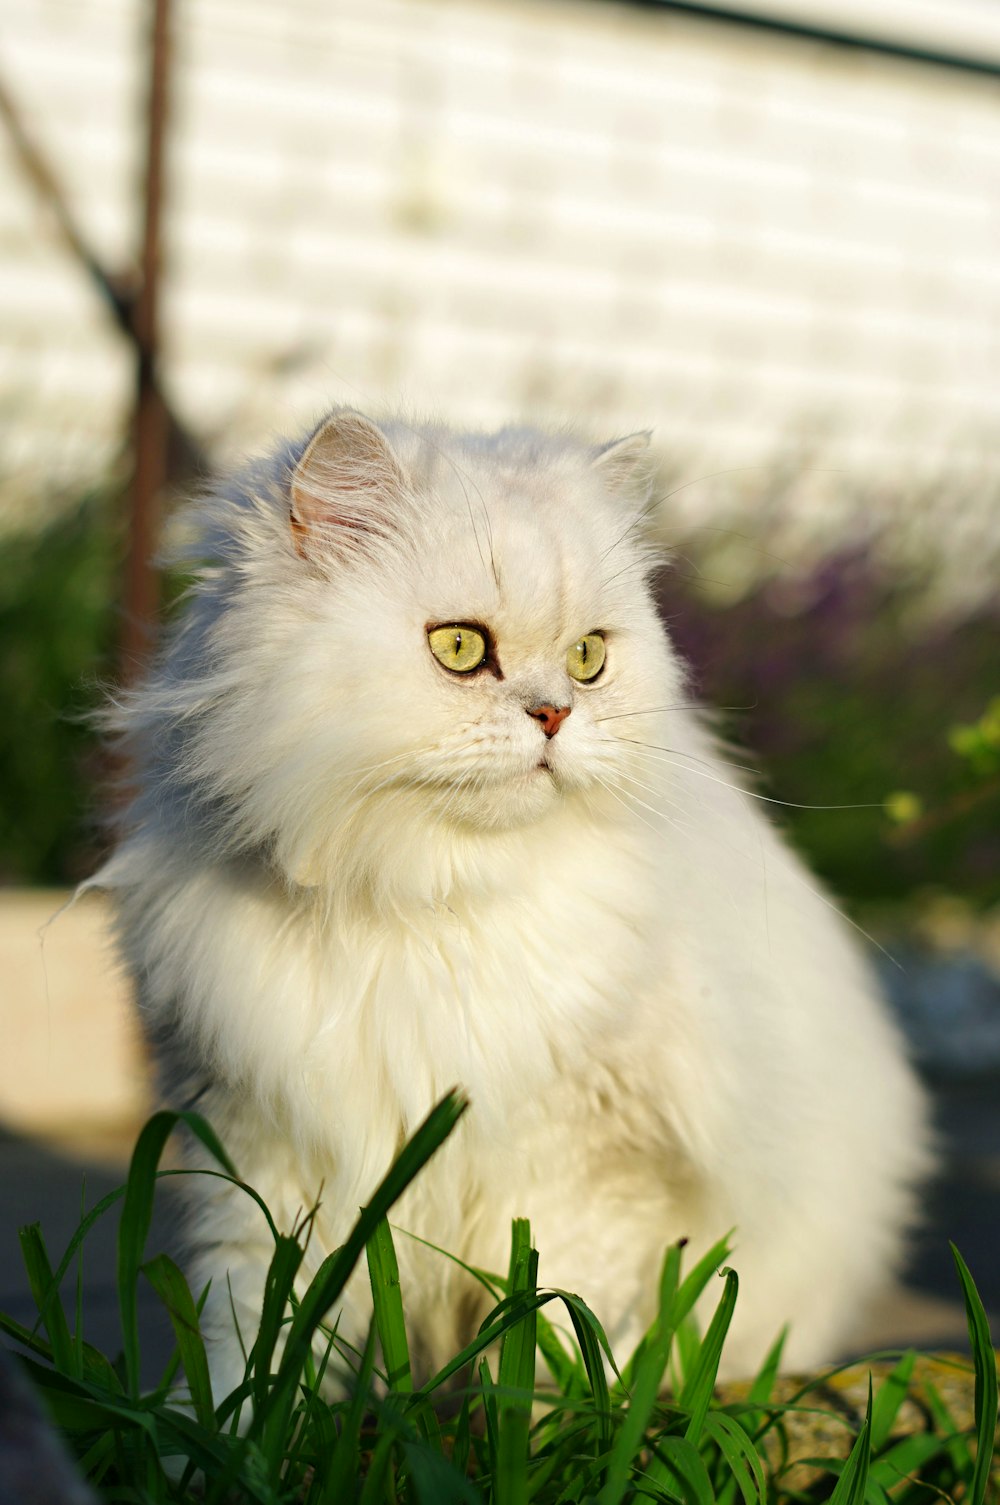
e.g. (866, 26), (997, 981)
(591, 431), (654, 502)
(290, 411), (408, 559)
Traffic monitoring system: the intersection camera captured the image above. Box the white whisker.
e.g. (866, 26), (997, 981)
(616, 739), (885, 811)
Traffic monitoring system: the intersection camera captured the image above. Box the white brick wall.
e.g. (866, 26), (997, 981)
(1, 0), (999, 537)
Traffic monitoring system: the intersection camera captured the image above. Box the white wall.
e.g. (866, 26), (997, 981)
(2, 0), (999, 538)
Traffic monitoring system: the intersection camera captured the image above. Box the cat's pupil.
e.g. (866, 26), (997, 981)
(580, 640), (588, 662)
(454, 632), (462, 655)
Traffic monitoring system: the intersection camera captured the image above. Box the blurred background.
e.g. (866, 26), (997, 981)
(1, 0), (998, 1371)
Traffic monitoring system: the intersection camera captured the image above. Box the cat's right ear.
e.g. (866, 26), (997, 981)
(290, 411), (407, 559)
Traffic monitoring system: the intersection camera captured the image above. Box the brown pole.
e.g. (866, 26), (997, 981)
(121, 0), (172, 681)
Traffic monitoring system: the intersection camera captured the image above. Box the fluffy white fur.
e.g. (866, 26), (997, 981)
(97, 410), (929, 1399)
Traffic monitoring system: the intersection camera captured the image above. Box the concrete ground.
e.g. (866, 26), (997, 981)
(2, 891), (998, 1383)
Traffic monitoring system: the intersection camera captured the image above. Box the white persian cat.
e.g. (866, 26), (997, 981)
(97, 410), (929, 1397)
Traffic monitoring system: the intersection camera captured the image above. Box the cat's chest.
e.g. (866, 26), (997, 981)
(304, 869), (655, 1125)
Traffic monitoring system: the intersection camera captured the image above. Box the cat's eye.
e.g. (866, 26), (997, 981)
(567, 633), (606, 682)
(428, 624), (488, 674)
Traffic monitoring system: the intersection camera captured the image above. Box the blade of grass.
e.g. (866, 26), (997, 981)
(205, 1090), (468, 1505)
(412, 1289), (558, 1405)
(619, 1233), (732, 1395)
(644, 1433), (715, 1505)
(535, 1307), (587, 1395)
(367, 1215), (412, 1393)
(18, 1223), (75, 1375)
(923, 1377), (973, 1476)
(951, 1242), (998, 1505)
(357, 1428), (401, 1505)
(451, 1391), (473, 1481)
(870, 1349), (915, 1453)
(495, 1220), (538, 1505)
(703, 1411), (767, 1505)
(828, 1378), (873, 1505)
(558, 1293), (616, 1453)
(747, 1326), (787, 1408)
(598, 1239), (685, 1505)
(480, 1357), (500, 1481)
(403, 1437), (486, 1504)
(118, 1110), (239, 1398)
(869, 1430), (949, 1490)
(74, 1178), (86, 1379)
(141, 1252), (215, 1428)
(319, 1323), (378, 1504)
(681, 1267), (738, 1445)
(253, 1232), (304, 1419)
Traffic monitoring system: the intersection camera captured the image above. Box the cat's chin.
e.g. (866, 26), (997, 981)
(430, 764), (562, 833)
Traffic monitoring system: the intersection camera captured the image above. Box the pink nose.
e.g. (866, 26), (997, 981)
(527, 703), (571, 738)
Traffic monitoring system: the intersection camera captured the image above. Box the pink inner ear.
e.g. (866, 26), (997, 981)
(290, 412), (406, 556)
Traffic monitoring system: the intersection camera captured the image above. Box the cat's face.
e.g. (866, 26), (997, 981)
(186, 414), (684, 884)
(258, 414), (683, 848)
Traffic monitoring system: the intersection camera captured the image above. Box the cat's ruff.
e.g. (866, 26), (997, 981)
(97, 409), (930, 1398)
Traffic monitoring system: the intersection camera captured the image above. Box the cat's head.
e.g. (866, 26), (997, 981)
(156, 410), (686, 892)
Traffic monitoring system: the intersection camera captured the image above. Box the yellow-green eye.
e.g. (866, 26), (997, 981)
(567, 632), (606, 682)
(427, 624), (487, 673)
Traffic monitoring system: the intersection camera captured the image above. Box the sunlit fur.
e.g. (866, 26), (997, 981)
(96, 411), (930, 1399)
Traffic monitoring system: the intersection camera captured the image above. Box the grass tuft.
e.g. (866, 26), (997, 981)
(1, 1096), (995, 1503)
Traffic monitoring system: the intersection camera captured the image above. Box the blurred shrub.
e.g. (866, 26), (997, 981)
(659, 537), (1000, 910)
(0, 484), (123, 884)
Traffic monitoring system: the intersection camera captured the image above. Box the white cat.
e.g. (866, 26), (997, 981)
(96, 410), (929, 1399)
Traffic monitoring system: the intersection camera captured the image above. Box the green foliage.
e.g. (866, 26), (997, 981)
(661, 537), (1000, 909)
(1, 1097), (996, 1503)
(0, 482), (124, 883)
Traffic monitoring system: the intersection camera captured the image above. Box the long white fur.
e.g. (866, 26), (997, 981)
(96, 410), (929, 1398)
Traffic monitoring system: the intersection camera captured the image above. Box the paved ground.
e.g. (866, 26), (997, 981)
(1, 1074), (997, 1385)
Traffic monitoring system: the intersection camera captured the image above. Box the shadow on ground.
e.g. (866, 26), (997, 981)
(0, 1127), (181, 1385)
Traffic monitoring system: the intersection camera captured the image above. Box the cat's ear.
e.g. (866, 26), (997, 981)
(592, 431), (654, 501)
(290, 411), (407, 558)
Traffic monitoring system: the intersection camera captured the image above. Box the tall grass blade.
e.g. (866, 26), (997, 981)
(675, 1233), (734, 1326)
(619, 1233), (732, 1395)
(74, 1179), (86, 1378)
(204, 1089), (469, 1499)
(367, 1215), (412, 1393)
(412, 1290), (557, 1404)
(318, 1323), (377, 1503)
(141, 1252), (215, 1428)
(535, 1307), (586, 1394)
(357, 1429), (400, 1505)
(869, 1430), (948, 1489)
(19, 1223), (75, 1375)
(253, 1232), (304, 1421)
(117, 1110), (238, 1398)
(703, 1412), (767, 1505)
(923, 1377), (973, 1475)
(681, 1267), (738, 1444)
(828, 1378), (872, 1505)
(598, 1239), (685, 1505)
(558, 1293), (616, 1451)
(404, 1438), (486, 1504)
(480, 1356), (501, 1483)
(951, 1242), (998, 1505)
(747, 1325), (787, 1408)
(495, 1219), (538, 1505)
(870, 1349), (915, 1453)
(451, 1391), (473, 1480)
(645, 1433), (715, 1505)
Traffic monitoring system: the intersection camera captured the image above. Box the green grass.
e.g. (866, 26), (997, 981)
(1, 1091), (996, 1503)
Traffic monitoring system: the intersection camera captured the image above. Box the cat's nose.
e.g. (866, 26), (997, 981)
(527, 704), (572, 738)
